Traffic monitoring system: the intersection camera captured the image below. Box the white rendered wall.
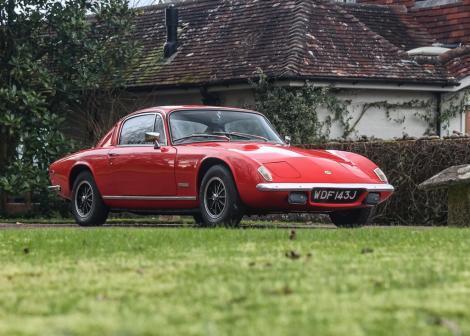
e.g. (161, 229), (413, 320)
(220, 88), (464, 140)
(329, 89), (437, 140)
(441, 88), (469, 136)
(130, 87), (466, 140)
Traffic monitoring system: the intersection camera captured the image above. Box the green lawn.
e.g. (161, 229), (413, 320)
(0, 227), (469, 336)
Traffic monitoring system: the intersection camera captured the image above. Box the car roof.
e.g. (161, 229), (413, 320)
(124, 105), (257, 118)
(111, 105), (269, 146)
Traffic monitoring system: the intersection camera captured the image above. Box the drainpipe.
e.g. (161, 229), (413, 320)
(435, 92), (441, 137)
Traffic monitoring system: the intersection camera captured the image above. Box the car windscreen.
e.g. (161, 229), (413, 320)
(169, 110), (284, 144)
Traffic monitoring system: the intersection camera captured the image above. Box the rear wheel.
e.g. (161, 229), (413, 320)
(71, 171), (109, 226)
(199, 165), (244, 227)
(329, 207), (373, 228)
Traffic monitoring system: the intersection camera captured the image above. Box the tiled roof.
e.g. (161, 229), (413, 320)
(440, 46), (470, 80)
(338, 3), (434, 51)
(411, 0), (470, 46)
(125, 0), (458, 89)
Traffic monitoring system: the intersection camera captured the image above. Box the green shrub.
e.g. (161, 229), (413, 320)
(250, 69), (349, 144)
(0, 0), (139, 216)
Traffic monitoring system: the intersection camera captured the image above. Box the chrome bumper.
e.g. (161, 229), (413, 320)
(256, 183), (394, 192)
(48, 185), (61, 192)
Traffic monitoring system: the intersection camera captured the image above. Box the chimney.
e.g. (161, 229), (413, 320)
(163, 5), (178, 58)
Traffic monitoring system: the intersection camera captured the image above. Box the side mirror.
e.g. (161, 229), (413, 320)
(145, 132), (161, 149)
(284, 135), (291, 145)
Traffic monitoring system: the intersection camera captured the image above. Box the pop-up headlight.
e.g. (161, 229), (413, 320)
(374, 168), (388, 183)
(257, 166), (273, 182)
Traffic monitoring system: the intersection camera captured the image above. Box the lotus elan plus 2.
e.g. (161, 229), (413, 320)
(49, 106), (394, 227)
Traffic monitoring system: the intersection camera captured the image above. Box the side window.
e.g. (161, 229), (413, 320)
(154, 114), (167, 146)
(119, 114), (155, 145)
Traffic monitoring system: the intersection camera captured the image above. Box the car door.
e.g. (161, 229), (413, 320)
(102, 112), (177, 197)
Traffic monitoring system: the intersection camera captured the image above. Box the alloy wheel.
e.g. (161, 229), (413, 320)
(204, 177), (227, 219)
(75, 180), (94, 218)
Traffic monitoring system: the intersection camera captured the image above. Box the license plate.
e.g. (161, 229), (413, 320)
(311, 189), (361, 203)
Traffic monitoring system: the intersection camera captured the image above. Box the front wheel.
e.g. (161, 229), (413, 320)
(199, 165), (244, 227)
(193, 213), (205, 226)
(71, 171), (109, 226)
(329, 207), (373, 228)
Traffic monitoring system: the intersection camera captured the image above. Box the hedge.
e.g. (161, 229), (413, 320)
(301, 138), (470, 225)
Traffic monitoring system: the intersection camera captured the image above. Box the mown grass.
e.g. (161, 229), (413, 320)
(0, 227), (469, 336)
(0, 216), (193, 225)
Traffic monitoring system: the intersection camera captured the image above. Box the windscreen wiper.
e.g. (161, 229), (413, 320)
(173, 134), (230, 144)
(213, 131), (268, 142)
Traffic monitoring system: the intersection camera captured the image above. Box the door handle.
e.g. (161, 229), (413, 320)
(108, 153), (119, 157)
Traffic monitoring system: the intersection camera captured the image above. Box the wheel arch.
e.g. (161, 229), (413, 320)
(69, 163), (95, 193)
(197, 157), (236, 193)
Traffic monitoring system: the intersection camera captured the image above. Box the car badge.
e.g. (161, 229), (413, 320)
(324, 170), (332, 175)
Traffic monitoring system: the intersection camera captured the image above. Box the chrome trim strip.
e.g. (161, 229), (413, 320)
(102, 195), (197, 201)
(256, 183), (395, 192)
(48, 185), (61, 192)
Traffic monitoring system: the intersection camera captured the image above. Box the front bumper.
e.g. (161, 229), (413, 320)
(256, 183), (394, 192)
(47, 185), (61, 192)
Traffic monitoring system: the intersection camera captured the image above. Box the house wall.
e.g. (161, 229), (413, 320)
(328, 89), (439, 139)
(68, 87), (466, 144)
(442, 86), (470, 134)
(216, 88), (465, 140)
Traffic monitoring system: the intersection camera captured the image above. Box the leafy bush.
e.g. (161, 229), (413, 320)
(250, 70), (349, 143)
(0, 0), (139, 216)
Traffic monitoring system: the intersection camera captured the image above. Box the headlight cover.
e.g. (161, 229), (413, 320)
(374, 167), (388, 183)
(258, 165), (273, 182)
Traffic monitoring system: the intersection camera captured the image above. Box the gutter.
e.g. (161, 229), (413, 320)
(126, 76), (465, 94)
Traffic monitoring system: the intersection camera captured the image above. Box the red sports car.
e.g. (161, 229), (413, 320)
(49, 106), (393, 227)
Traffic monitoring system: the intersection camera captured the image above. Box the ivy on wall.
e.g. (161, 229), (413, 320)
(344, 99), (436, 138)
(250, 69), (469, 142)
(440, 88), (470, 131)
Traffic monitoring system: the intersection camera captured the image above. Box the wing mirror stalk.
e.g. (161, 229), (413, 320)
(284, 135), (291, 146)
(145, 132), (161, 149)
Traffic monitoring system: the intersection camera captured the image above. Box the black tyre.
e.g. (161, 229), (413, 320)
(193, 213), (205, 226)
(71, 171), (109, 226)
(329, 207), (373, 228)
(199, 165), (244, 227)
